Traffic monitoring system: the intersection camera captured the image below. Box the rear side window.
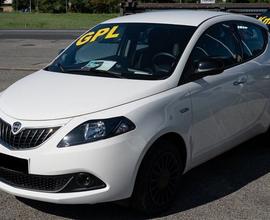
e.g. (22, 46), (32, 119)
(235, 22), (268, 60)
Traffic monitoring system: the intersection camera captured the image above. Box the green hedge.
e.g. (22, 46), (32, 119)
(12, 0), (121, 13)
(11, 0), (270, 13)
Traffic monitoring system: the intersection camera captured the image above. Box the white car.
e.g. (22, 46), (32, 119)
(0, 10), (269, 214)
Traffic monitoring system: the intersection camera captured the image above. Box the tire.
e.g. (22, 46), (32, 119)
(131, 139), (184, 215)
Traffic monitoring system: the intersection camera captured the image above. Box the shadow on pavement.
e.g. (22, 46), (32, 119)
(18, 133), (270, 219)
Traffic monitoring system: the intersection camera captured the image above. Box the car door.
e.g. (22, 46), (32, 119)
(232, 21), (269, 131)
(181, 22), (252, 164)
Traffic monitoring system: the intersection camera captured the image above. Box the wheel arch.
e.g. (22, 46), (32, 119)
(151, 132), (187, 169)
(132, 132), (188, 188)
(129, 132), (188, 199)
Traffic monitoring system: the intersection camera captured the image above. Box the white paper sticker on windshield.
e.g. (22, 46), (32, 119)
(84, 60), (117, 71)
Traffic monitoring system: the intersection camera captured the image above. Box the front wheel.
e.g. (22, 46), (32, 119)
(131, 139), (184, 215)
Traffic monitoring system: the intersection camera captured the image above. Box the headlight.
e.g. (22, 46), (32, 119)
(58, 116), (135, 148)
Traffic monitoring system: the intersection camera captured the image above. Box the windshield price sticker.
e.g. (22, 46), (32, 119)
(76, 25), (120, 46)
(83, 60), (117, 71)
(258, 16), (270, 25)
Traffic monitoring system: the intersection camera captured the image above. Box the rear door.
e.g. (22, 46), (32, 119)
(232, 21), (269, 131)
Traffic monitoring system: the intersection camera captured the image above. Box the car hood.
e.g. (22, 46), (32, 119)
(0, 70), (171, 121)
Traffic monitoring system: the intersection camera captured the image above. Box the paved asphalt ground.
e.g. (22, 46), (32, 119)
(0, 29), (85, 40)
(0, 30), (270, 220)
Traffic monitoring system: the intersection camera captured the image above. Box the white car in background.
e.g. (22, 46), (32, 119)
(0, 10), (269, 214)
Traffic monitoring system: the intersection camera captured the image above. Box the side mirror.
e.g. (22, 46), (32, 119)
(194, 58), (224, 77)
(58, 49), (65, 55)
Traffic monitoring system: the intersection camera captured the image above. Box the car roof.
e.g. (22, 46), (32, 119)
(103, 10), (230, 27)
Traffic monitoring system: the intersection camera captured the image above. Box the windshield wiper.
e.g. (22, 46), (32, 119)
(63, 68), (124, 79)
(58, 63), (66, 73)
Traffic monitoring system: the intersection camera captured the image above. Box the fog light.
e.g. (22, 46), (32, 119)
(60, 172), (106, 192)
(76, 173), (94, 187)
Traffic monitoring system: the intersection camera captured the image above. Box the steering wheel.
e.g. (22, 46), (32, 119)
(152, 52), (177, 74)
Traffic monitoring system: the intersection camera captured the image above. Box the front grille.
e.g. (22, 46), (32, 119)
(0, 119), (59, 150)
(0, 167), (72, 192)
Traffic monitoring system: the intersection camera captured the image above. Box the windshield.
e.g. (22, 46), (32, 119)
(46, 23), (195, 80)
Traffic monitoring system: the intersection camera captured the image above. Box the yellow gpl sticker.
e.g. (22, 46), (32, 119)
(76, 25), (120, 46)
(258, 16), (270, 25)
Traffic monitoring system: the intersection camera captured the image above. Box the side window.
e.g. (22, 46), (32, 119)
(181, 22), (242, 83)
(235, 22), (267, 60)
(192, 23), (242, 67)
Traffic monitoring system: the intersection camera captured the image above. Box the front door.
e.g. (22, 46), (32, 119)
(181, 22), (252, 164)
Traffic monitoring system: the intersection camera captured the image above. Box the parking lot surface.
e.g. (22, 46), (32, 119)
(0, 38), (71, 70)
(0, 36), (270, 220)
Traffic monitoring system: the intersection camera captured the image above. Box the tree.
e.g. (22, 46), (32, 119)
(70, 0), (92, 13)
(12, 0), (66, 13)
(0, 0), (4, 6)
(69, 0), (120, 13)
(91, 0), (120, 13)
(12, 0), (36, 11)
(107, 0), (121, 13)
(38, 0), (65, 13)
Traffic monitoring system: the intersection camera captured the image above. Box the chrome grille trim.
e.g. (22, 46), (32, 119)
(0, 119), (60, 150)
(34, 129), (46, 147)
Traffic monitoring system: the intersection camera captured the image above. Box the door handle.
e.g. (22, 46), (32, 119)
(233, 77), (247, 86)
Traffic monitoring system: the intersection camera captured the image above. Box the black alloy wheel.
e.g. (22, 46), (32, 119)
(132, 139), (184, 215)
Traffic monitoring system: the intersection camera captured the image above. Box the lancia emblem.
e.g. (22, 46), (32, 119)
(12, 122), (22, 135)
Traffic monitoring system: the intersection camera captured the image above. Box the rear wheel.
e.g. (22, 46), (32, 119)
(132, 139), (184, 215)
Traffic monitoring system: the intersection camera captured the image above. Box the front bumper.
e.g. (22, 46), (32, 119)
(0, 129), (145, 204)
(0, 167), (106, 193)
